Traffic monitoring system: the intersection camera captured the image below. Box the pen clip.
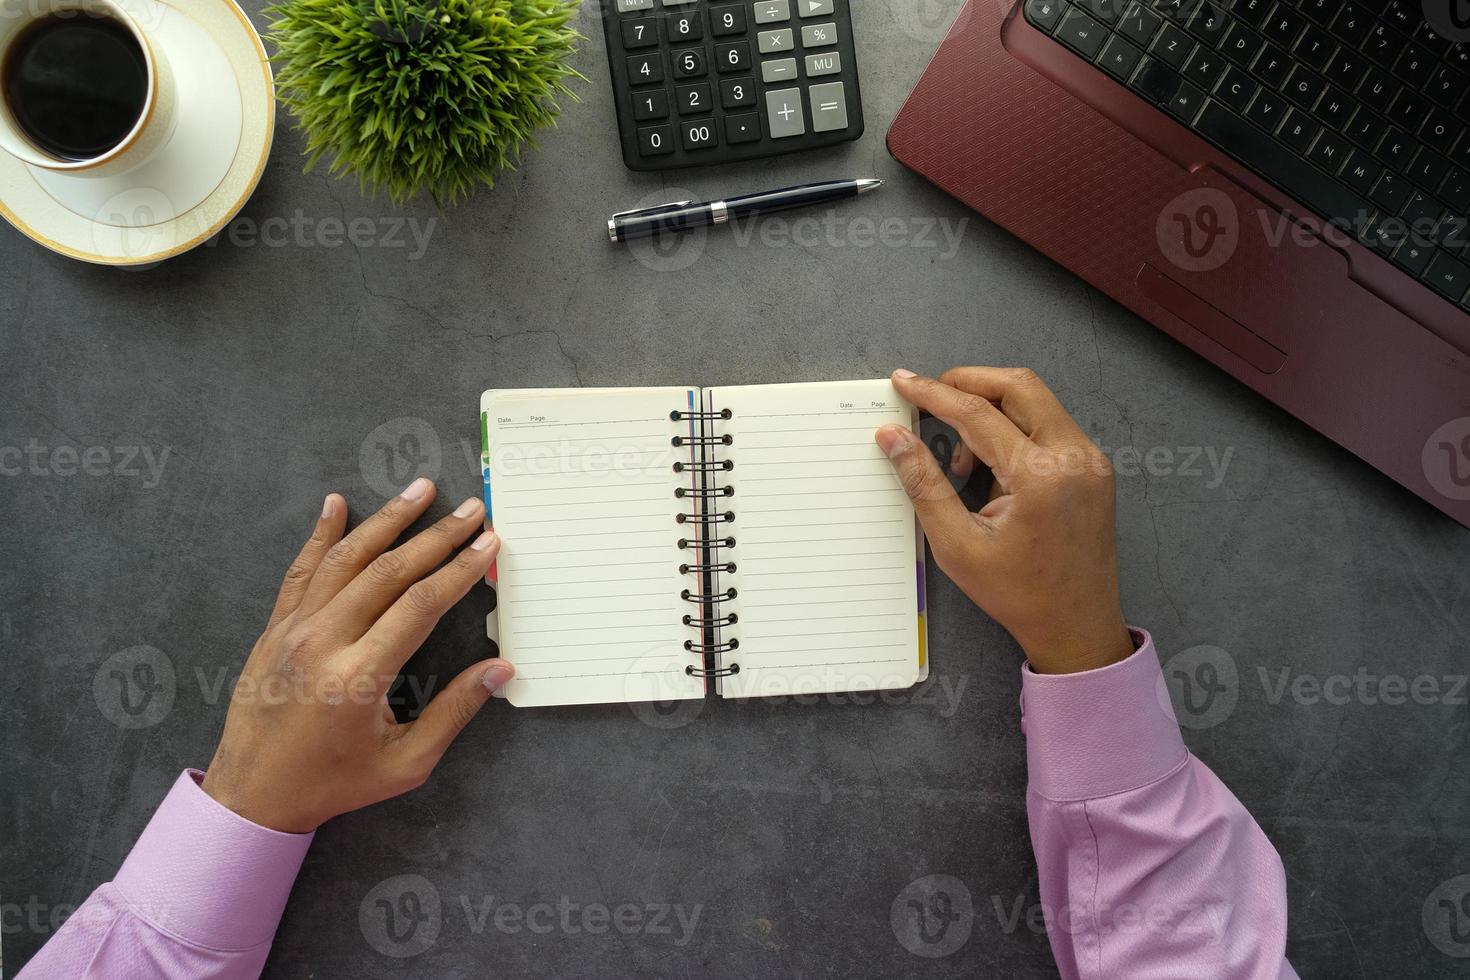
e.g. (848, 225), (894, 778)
(611, 200), (694, 220)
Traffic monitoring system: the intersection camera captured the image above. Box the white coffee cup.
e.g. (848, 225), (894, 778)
(0, 0), (177, 177)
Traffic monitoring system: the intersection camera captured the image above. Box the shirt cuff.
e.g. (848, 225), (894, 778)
(113, 769), (314, 951)
(1019, 628), (1188, 802)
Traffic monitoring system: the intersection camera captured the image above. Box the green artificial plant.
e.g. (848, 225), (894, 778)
(266, 0), (583, 205)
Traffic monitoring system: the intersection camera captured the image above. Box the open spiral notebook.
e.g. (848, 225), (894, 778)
(479, 380), (928, 708)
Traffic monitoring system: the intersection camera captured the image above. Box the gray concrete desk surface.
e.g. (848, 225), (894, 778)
(3, 1), (1467, 977)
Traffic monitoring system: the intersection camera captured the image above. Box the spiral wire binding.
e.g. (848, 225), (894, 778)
(678, 402), (738, 681)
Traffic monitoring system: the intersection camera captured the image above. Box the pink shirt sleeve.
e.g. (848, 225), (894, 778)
(1021, 628), (1297, 980)
(18, 770), (312, 979)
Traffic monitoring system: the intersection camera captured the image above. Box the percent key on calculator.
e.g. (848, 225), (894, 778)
(600, 0), (865, 171)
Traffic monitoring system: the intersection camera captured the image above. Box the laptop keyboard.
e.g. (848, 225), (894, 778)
(1023, 0), (1470, 314)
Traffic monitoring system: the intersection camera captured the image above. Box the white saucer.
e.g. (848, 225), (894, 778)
(0, 0), (273, 266)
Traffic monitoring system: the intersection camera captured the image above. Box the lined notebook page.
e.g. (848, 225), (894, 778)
(709, 380), (922, 698)
(482, 388), (704, 708)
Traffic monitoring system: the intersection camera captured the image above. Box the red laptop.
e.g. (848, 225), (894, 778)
(888, 0), (1470, 527)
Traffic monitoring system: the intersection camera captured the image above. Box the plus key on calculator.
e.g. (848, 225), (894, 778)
(600, 0), (865, 170)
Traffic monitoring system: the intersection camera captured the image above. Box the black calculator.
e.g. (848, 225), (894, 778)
(599, 0), (864, 171)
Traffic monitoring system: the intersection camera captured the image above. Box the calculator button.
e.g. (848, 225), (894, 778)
(672, 47), (707, 77)
(800, 21), (838, 47)
(616, 0), (653, 11)
(725, 112), (762, 143)
(804, 50), (841, 76)
(661, 0), (697, 5)
(708, 4), (745, 37)
(621, 17), (659, 48)
(680, 118), (719, 149)
(798, 0), (833, 16)
(720, 76), (757, 107)
(632, 88), (670, 120)
(716, 40), (752, 73)
(753, 0), (789, 24)
(765, 87), (806, 137)
(638, 124), (675, 156)
(758, 28), (794, 53)
(808, 80), (847, 132)
(676, 82), (713, 114)
(667, 11), (702, 41)
(761, 57), (798, 82)
(627, 54), (664, 84)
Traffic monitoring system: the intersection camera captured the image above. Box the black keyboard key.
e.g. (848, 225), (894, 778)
(1186, 1), (1228, 43)
(1318, 89), (1359, 131)
(667, 10), (703, 42)
(1324, 48), (1368, 91)
(1245, 87), (1288, 132)
(1298, 0), (1334, 25)
(1442, 169), (1470, 213)
(1427, 68), (1469, 111)
(710, 3), (747, 36)
(1219, 21), (1265, 68)
(1150, 0), (1200, 22)
(679, 117), (718, 150)
(1394, 43), (1436, 90)
(1216, 65), (1258, 113)
(1409, 151), (1453, 194)
(1025, 0), (1070, 32)
(1423, 251), (1470, 302)
(632, 88), (670, 120)
(1074, 0), (1124, 25)
(1295, 26), (1336, 72)
(1282, 65), (1327, 110)
(1307, 130), (1352, 174)
(1262, 5), (1305, 48)
(1378, 129), (1421, 173)
(1194, 100), (1371, 223)
(1342, 152), (1382, 194)
(1252, 44), (1292, 88)
(1329, 4), (1373, 47)
(1363, 23), (1404, 68)
(1181, 44), (1225, 89)
(1148, 22), (1194, 68)
(676, 81), (712, 113)
(1056, 7), (1109, 58)
(1454, 133), (1470, 170)
(621, 17), (659, 49)
(1232, 0), (1269, 27)
(1415, 22), (1454, 57)
(724, 111), (760, 143)
(1363, 213), (1407, 254)
(1345, 108), (1388, 151)
(1129, 56), (1183, 104)
(1166, 79), (1207, 122)
(671, 47), (706, 78)
(719, 76), (756, 108)
(628, 53), (664, 85)
(638, 123), (675, 156)
(1370, 170), (1413, 213)
(1388, 89), (1430, 134)
(1279, 109), (1320, 155)
(1382, 0), (1418, 35)
(1117, 1), (1162, 47)
(1402, 191), (1446, 233)
(1441, 215), (1470, 258)
(1097, 34), (1145, 81)
(1393, 238), (1435, 276)
(1422, 109), (1462, 156)
(1358, 68), (1399, 115)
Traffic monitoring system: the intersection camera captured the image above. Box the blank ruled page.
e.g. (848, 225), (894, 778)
(482, 388), (704, 708)
(709, 380), (923, 698)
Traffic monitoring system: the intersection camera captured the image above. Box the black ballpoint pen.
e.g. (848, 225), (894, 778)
(607, 178), (883, 243)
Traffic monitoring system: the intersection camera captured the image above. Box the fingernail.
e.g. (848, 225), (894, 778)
(400, 477), (432, 501)
(321, 494), (336, 519)
(454, 497), (482, 519)
(875, 425), (911, 459)
(481, 661), (514, 693)
(893, 368), (917, 380)
(471, 530), (498, 552)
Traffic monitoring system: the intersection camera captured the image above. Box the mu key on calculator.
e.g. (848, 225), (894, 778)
(601, 0), (865, 170)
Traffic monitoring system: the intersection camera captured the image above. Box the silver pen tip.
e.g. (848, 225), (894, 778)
(857, 179), (884, 194)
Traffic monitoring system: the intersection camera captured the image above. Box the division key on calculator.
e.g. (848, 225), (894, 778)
(600, 0), (865, 171)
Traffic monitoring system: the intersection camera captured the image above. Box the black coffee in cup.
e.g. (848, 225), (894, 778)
(2, 12), (148, 161)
